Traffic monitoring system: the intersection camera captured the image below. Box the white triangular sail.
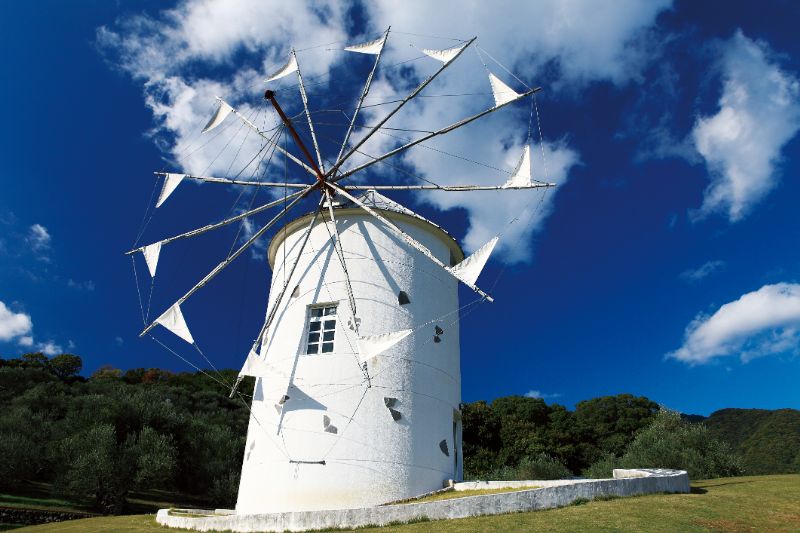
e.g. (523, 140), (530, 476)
(448, 236), (499, 286)
(504, 146), (531, 187)
(239, 349), (271, 378)
(421, 43), (467, 64)
(489, 73), (521, 107)
(142, 242), (162, 278)
(344, 35), (386, 55)
(357, 329), (412, 363)
(265, 54), (298, 82)
(201, 100), (233, 133)
(156, 173), (185, 208)
(155, 303), (194, 344)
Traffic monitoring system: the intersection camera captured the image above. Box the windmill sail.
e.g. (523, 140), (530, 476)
(421, 43), (468, 64)
(504, 146), (532, 187)
(156, 173), (185, 208)
(265, 54), (298, 82)
(489, 73), (521, 107)
(448, 236), (499, 286)
(142, 242), (162, 278)
(344, 35), (386, 55)
(201, 101), (233, 133)
(357, 329), (412, 363)
(239, 349), (271, 378)
(154, 303), (194, 344)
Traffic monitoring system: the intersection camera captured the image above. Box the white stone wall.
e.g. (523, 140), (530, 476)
(236, 207), (463, 514)
(158, 469), (691, 532)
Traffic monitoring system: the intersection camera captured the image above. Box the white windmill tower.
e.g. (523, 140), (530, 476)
(129, 28), (554, 513)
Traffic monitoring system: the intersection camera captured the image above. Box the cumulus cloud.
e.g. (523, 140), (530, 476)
(0, 300), (66, 355)
(99, 0), (669, 262)
(680, 260), (725, 282)
(0, 301), (33, 342)
(668, 283), (800, 364)
(691, 31), (800, 222)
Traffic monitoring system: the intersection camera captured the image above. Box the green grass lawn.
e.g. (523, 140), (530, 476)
(12, 474), (800, 532)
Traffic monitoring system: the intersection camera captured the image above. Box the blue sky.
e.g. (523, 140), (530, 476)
(1, 0), (799, 415)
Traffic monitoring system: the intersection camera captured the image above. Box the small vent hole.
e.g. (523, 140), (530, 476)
(398, 291), (411, 305)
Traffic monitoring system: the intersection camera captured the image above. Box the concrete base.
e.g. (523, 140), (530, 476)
(157, 469), (689, 532)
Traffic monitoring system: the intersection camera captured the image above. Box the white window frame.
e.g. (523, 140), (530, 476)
(305, 303), (338, 355)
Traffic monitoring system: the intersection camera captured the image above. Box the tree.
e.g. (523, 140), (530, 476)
(49, 354), (82, 379)
(91, 364), (122, 380)
(57, 424), (176, 514)
(21, 352), (49, 368)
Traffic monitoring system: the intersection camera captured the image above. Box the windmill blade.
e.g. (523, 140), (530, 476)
(157, 172), (311, 188)
(334, 26), (390, 169)
(342, 183), (555, 191)
(323, 188), (360, 335)
(126, 188), (310, 257)
(326, 36), (476, 179)
(332, 87), (541, 184)
(328, 183), (494, 302)
(293, 49), (326, 173)
(139, 190), (308, 338)
(218, 97), (318, 179)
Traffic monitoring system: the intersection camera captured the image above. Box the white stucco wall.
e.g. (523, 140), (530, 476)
(235, 204), (463, 514)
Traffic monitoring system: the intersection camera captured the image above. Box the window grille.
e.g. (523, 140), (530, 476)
(306, 304), (337, 354)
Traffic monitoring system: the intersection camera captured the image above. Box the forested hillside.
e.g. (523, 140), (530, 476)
(700, 408), (800, 474)
(0, 352), (796, 516)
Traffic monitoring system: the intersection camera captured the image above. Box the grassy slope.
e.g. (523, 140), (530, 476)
(15, 474), (800, 533)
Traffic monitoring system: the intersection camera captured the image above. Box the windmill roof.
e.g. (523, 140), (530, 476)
(266, 189), (464, 269)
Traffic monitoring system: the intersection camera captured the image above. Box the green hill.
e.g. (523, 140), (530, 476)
(703, 408), (800, 474)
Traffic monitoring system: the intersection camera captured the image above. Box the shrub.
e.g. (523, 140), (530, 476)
(488, 453), (571, 480)
(585, 409), (744, 480)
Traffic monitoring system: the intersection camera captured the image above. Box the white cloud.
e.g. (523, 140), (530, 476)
(97, 0), (350, 178)
(27, 224), (52, 261)
(0, 300), (67, 355)
(668, 283), (800, 364)
(100, 0), (669, 262)
(680, 260), (725, 282)
(691, 31), (800, 222)
(35, 341), (63, 356)
(524, 389), (562, 400)
(0, 301), (33, 342)
(18, 336), (34, 347)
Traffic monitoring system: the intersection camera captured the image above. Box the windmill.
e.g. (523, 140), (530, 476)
(128, 28), (555, 513)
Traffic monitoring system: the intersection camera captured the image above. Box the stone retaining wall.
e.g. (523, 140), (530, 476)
(157, 469), (689, 532)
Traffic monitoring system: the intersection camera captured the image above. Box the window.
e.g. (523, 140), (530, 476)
(306, 304), (337, 354)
